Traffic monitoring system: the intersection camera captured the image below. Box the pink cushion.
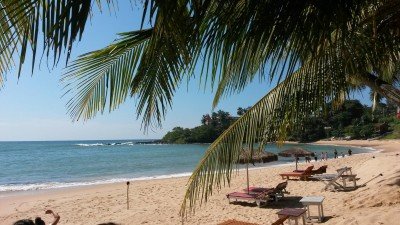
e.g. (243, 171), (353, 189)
(243, 187), (273, 192)
(227, 192), (257, 199)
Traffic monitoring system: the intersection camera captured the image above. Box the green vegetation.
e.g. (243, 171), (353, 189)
(290, 100), (398, 142)
(381, 120), (400, 139)
(162, 110), (234, 143)
(163, 100), (400, 143)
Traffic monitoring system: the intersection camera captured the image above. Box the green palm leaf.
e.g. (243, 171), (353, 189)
(64, 0), (196, 128)
(63, 29), (152, 121)
(0, 0), (113, 87)
(180, 52), (350, 216)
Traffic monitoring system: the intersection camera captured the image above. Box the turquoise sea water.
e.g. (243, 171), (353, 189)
(0, 140), (372, 192)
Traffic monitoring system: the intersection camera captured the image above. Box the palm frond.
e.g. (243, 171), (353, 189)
(0, 0), (113, 86)
(63, 29), (152, 121)
(180, 51), (350, 217)
(64, 0), (197, 129)
(195, 0), (373, 107)
(129, 0), (197, 128)
(207, 0), (400, 107)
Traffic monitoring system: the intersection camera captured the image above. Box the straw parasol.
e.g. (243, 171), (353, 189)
(278, 147), (314, 170)
(238, 149), (278, 193)
(238, 150), (278, 164)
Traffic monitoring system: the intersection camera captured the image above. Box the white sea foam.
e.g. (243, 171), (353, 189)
(76, 141), (136, 147)
(0, 172), (193, 192)
(137, 143), (167, 145)
(76, 143), (104, 146)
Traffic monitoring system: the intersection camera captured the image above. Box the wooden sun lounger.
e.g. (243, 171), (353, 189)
(294, 165), (327, 174)
(270, 216), (288, 225)
(243, 181), (289, 202)
(227, 189), (274, 207)
(279, 166), (314, 180)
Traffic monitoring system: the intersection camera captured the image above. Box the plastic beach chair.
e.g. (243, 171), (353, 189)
(311, 167), (357, 191)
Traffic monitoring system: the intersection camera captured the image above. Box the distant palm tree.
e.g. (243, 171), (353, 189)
(1, 0), (400, 218)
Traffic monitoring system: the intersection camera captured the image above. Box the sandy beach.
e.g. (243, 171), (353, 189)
(1, 140), (399, 225)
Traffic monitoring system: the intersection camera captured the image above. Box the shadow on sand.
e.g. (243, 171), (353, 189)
(229, 196), (303, 209)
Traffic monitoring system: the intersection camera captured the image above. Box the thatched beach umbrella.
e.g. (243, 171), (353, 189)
(238, 149), (278, 193)
(238, 150), (278, 164)
(278, 147), (314, 170)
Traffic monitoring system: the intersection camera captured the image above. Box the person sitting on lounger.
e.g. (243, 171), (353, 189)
(14, 210), (60, 225)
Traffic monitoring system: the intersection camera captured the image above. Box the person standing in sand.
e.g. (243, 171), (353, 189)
(320, 152), (324, 161)
(334, 149), (338, 158)
(348, 148), (352, 156)
(13, 210), (60, 225)
(314, 152), (318, 162)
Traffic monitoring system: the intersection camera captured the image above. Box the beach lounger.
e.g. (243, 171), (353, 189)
(270, 216), (288, 225)
(311, 167), (357, 191)
(279, 166), (314, 180)
(227, 189), (275, 207)
(243, 181), (289, 202)
(294, 165), (327, 174)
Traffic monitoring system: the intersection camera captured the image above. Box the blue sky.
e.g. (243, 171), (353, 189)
(0, 2), (371, 141)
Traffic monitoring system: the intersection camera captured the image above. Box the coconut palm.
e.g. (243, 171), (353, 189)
(1, 0), (400, 219)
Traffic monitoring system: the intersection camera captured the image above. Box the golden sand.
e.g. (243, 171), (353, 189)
(1, 140), (399, 225)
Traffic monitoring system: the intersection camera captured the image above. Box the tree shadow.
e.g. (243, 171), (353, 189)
(321, 216), (334, 223)
(387, 176), (400, 187)
(229, 196), (303, 209)
(266, 196), (304, 209)
(376, 170), (400, 187)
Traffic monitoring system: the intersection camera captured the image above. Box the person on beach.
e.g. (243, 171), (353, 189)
(348, 148), (352, 156)
(320, 152), (324, 161)
(314, 152), (318, 162)
(334, 149), (338, 158)
(324, 152), (328, 160)
(13, 210), (60, 225)
(341, 152), (345, 158)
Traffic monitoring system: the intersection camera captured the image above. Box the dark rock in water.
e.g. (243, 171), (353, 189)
(135, 140), (163, 145)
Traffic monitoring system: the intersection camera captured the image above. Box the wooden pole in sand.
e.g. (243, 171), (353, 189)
(126, 181), (130, 210)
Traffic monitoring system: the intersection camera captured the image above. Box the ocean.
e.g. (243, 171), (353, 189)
(0, 140), (372, 192)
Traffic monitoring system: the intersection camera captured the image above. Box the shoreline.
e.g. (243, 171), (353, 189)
(314, 139), (400, 153)
(0, 143), (372, 194)
(1, 140), (399, 225)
